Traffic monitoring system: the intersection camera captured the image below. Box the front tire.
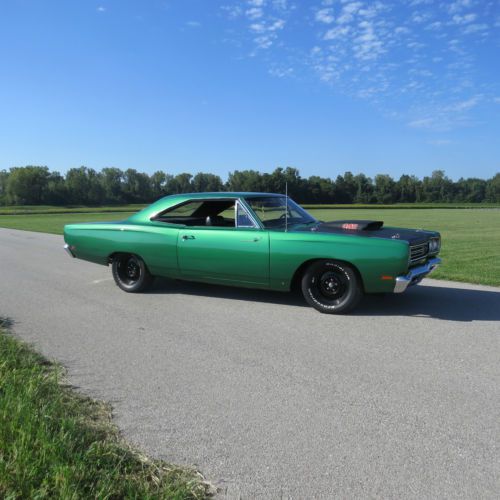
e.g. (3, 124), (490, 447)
(301, 260), (363, 314)
(111, 254), (153, 293)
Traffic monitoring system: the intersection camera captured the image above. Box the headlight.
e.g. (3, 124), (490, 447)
(429, 238), (440, 253)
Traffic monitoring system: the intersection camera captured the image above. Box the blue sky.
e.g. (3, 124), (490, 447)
(1, 0), (499, 180)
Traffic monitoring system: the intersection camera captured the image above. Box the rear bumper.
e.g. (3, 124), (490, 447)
(393, 257), (441, 293)
(64, 244), (75, 258)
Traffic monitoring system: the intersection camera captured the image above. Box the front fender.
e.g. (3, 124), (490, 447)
(269, 232), (409, 293)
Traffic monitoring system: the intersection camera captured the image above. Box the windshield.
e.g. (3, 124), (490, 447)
(245, 196), (317, 228)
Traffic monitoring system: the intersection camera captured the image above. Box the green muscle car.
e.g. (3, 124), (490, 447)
(63, 192), (441, 313)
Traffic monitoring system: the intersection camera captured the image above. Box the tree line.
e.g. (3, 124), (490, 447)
(0, 165), (499, 206)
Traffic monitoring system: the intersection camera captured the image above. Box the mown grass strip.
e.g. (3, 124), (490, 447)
(0, 319), (213, 500)
(0, 205), (146, 216)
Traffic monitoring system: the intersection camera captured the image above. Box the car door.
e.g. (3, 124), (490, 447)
(177, 200), (269, 286)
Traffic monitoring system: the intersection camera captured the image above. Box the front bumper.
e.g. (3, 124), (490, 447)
(64, 244), (75, 258)
(393, 257), (441, 293)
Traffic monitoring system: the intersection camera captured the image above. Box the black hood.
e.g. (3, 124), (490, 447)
(296, 219), (435, 245)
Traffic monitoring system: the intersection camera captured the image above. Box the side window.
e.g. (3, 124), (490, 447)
(218, 204), (236, 226)
(155, 199), (246, 228)
(161, 201), (203, 218)
(154, 201), (204, 225)
(236, 202), (256, 228)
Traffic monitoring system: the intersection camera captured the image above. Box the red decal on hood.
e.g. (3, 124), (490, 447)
(342, 223), (359, 230)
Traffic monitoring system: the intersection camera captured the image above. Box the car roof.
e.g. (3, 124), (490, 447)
(127, 192), (285, 223)
(168, 192), (284, 199)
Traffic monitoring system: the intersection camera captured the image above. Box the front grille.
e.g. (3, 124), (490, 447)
(410, 242), (429, 264)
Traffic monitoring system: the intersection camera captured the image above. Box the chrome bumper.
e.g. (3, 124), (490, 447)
(394, 257), (441, 293)
(64, 244), (75, 258)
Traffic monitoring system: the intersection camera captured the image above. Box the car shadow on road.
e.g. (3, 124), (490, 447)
(149, 277), (308, 308)
(149, 278), (500, 322)
(357, 285), (500, 322)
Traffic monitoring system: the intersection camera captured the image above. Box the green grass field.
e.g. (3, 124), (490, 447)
(0, 205), (499, 287)
(0, 319), (211, 499)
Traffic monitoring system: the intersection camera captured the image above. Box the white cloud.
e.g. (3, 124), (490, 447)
(269, 66), (294, 77)
(395, 26), (411, 34)
(463, 23), (488, 34)
(452, 13), (477, 24)
(411, 11), (432, 24)
(426, 21), (442, 30)
(337, 2), (362, 24)
(246, 7), (263, 19)
(408, 118), (435, 128)
(316, 8), (334, 24)
(222, 0), (496, 132)
(353, 21), (385, 61)
(249, 18), (285, 49)
(186, 21), (201, 27)
(324, 25), (350, 40)
(446, 0), (473, 15)
(97, 6), (106, 12)
(221, 5), (243, 18)
(445, 95), (481, 112)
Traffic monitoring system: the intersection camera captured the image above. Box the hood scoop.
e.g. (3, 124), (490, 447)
(321, 220), (384, 231)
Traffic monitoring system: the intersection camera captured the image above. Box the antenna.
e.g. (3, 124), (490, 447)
(285, 181), (288, 232)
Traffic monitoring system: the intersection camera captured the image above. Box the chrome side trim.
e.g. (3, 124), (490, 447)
(64, 244), (75, 258)
(394, 257), (441, 293)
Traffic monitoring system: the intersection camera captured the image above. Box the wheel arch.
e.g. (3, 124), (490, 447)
(107, 251), (147, 267)
(290, 258), (365, 293)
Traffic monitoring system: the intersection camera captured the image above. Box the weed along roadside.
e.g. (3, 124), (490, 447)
(0, 318), (214, 499)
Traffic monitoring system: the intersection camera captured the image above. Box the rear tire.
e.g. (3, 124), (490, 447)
(301, 260), (362, 314)
(111, 254), (154, 293)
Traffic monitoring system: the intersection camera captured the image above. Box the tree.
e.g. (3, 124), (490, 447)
(305, 175), (335, 203)
(486, 173), (500, 203)
(100, 168), (124, 204)
(455, 177), (487, 203)
(6, 166), (50, 205)
(227, 170), (265, 192)
(0, 170), (9, 205)
(266, 167), (303, 200)
(150, 171), (172, 199)
(122, 169), (152, 203)
(66, 167), (103, 205)
(333, 172), (357, 203)
(353, 174), (374, 203)
(421, 170), (454, 203)
(44, 171), (68, 204)
(192, 172), (224, 192)
(169, 173), (193, 194)
(374, 174), (397, 204)
(396, 174), (420, 203)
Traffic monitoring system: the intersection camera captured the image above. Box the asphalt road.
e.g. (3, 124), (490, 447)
(1, 227), (499, 499)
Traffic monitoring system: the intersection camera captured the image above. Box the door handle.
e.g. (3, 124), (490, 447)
(182, 235), (196, 240)
(240, 237), (261, 242)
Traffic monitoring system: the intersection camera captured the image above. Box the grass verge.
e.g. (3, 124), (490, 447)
(0, 318), (213, 499)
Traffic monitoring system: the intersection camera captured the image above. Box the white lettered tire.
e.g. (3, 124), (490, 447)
(301, 260), (363, 314)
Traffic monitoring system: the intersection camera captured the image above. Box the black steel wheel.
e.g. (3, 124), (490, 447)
(301, 260), (362, 314)
(111, 254), (153, 293)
